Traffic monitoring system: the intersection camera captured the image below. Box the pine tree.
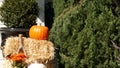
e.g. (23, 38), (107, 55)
(49, 0), (120, 68)
(0, 0), (39, 28)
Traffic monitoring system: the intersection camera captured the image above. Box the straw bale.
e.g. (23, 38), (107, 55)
(3, 36), (55, 64)
(2, 59), (13, 68)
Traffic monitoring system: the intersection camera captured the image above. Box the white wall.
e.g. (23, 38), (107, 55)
(36, 0), (45, 22)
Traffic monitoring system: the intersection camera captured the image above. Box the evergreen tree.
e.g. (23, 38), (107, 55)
(0, 0), (39, 28)
(49, 0), (120, 68)
(53, 0), (80, 17)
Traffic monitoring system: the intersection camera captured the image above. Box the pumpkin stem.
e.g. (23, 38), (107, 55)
(36, 17), (45, 26)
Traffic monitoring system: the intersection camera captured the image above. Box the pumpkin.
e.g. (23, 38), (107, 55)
(29, 25), (49, 40)
(28, 62), (47, 68)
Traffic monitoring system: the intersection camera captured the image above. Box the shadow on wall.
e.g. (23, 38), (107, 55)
(45, 2), (54, 29)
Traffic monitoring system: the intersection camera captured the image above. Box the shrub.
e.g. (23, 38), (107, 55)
(53, 0), (80, 17)
(49, 0), (120, 68)
(0, 0), (39, 28)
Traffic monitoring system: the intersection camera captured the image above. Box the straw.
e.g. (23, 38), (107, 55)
(3, 36), (54, 64)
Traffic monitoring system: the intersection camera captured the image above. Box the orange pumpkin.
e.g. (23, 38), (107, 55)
(29, 25), (49, 40)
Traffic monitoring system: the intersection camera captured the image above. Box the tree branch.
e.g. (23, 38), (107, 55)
(111, 40), (120, 51)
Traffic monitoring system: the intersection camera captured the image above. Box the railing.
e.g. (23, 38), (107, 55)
(0, 28), (29, 46)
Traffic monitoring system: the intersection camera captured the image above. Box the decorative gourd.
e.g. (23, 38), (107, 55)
(29, 18), (49, 40)
(28, 62), (47, 68)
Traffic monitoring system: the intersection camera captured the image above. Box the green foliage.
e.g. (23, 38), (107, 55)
(49, 0), (120, 68)
(12, 61), (26, 68)
(0, 0), (39, 28)
(53, 0), (80, 17)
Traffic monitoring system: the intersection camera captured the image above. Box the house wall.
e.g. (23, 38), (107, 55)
(36, 0), (45, 22)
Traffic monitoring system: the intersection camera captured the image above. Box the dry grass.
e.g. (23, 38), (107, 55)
(3, 36), (55, 64)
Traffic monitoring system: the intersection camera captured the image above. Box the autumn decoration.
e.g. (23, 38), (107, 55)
(29, 17), (49, 40)
(3, 34), (54, 68)
(5, 34), (27, 68)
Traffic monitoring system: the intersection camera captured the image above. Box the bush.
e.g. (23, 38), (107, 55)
(49, 0), (120, 68)
(0, 0), (39, 28)
(53, 0), (80, 17)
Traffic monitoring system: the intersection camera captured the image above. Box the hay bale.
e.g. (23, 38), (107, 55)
(3, 36), (55, 65)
